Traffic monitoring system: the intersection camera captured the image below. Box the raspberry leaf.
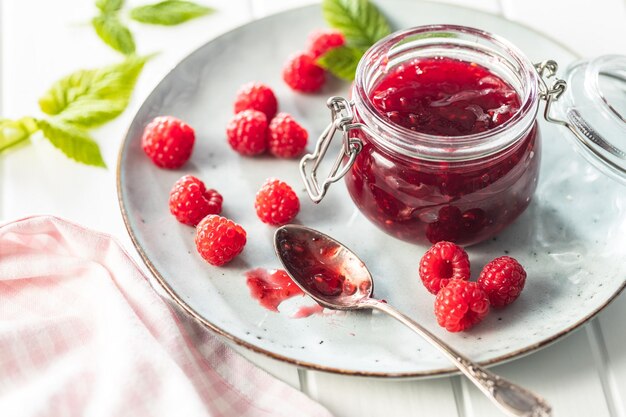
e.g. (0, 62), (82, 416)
(129, 1), (214, 25)
(92, 14), (136, 55)
(38, 56), (147, 128)
(322, 0), (391, 49)
(0, 118), (38, 153)
(317, 45), (365, 81)
(36, 119), (106, 168)
(96, 0), (124, 13)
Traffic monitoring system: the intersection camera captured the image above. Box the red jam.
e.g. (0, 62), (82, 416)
(292, 304), (325, 318)
(346, 57), (540, 245)
(246, 268), (304, 312)
(370, 57), (520, 135)
(246, 268), (326, 318)
(278, 238), (348, 298)
(276, 234), (369, 300)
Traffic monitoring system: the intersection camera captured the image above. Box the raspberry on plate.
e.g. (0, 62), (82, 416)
(478, 256), (527, 308)
(195, 215), (246, 266)
(169, 175), (223, 226)
(282, 52), (326, 93)
(435, 280), (490, 332)
(255, 178), (300, 226)
(268, 113), (308, 158)
(307, 29), (346, 59)
(141, 116), (195, 169)
(234, 82), (278, 119)
(419, 241), (470, 295)
(226, 109), (268, 156)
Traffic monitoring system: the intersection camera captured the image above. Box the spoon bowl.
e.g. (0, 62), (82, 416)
(274, 225), (373, 310)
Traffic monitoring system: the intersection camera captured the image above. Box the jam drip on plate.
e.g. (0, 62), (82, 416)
(246, 268), (304, 312)
(246, 268), (326, 318)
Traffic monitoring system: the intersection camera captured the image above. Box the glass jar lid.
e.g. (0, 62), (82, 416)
(553, 55), (626, 184)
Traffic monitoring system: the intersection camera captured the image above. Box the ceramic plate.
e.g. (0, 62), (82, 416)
(117, 1), (626, 377)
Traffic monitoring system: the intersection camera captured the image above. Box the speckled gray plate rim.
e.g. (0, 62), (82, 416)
(117, 1), (626, 378)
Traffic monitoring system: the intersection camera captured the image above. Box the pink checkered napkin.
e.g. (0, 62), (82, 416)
(0, 216), (333, 417)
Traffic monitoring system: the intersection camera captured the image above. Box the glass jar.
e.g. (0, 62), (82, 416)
(300, 25), (626, 246)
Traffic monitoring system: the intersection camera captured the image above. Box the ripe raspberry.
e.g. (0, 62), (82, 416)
(234, 82), (278, 119)
(419, 241), (470, 295)
(169, 175), (223, 226)
(268, 113), (308, 158)
(435, 280), (490, 332)
(226, 110), (268, 156)
(142, 116), (195, 169)
(282, 52), (326, 93)
(195, 215), (246, 266)
(478, 256), (526, 308)
(255, 178), (300, 226)
(307, 29), (346, 59)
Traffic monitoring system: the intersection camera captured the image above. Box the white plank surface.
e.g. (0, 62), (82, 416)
(0, 0), (5, 220)
(596, 301), (626, 417)
(501, 0), (626, 56)
(462, 329), (612, 416)
(301, 371), (460, 417)
(250, 0), (502, 16)
(2, 1), (626, 417)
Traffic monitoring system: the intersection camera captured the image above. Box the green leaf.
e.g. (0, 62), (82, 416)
(38, 56), (147, 128)
(322, 0), (391, 49)
(92, 14), (136, 55)
(317, 46), (365, 81)
(0, 118), (38, 153)
(37, 119), (107, 168)
(96, 0), (124, 13)
(130, 0), (214, 25)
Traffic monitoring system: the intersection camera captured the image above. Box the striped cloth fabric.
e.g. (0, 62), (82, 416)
(0, 216), (333, 417)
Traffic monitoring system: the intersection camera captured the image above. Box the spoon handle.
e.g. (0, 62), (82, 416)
(364, 298), (552, 417)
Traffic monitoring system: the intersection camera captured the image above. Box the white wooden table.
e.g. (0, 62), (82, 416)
(2, 0), (625, 415)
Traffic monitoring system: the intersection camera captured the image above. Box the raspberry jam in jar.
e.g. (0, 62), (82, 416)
(369, 57), (522, 136)
(347, 43), (540, 245)
(303, 25), (542, 246)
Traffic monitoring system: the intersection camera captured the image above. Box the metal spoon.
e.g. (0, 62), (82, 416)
(274, 224), (551, 417)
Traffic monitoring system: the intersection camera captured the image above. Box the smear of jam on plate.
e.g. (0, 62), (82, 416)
(292, 304), (325, 318)
(246, 268), (324, 318)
